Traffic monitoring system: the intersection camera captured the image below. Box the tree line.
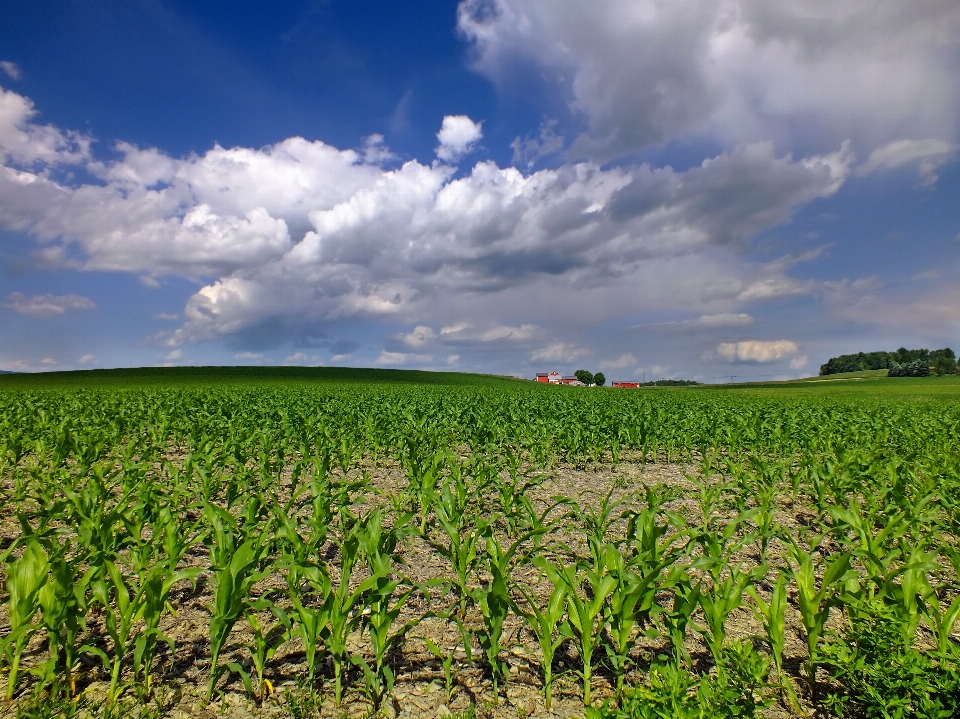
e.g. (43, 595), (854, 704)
(819, 347), (957, 377)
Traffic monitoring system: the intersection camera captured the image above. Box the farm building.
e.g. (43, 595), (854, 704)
(534, 372), (583, 386)
(535, 371), (562, 383)
(612, 381), (641, 388)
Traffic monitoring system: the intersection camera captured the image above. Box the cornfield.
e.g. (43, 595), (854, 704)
(2, 378), (959, 718)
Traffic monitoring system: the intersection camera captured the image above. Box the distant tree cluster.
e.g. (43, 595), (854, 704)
(888, 359), (931, 377)
(574, 369), (606, 386)
(819, 347), (957, 377)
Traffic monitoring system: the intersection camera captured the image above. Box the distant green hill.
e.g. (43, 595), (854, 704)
(0, 365), (528, 389)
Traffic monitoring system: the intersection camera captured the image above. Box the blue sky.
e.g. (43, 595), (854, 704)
(1, 0), (958, 381)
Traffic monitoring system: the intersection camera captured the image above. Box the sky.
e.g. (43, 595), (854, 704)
(1, 0), (959, 382)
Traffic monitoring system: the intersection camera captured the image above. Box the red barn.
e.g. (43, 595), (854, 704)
(612, 381), (641, 388)
(535, 371), (562, 383)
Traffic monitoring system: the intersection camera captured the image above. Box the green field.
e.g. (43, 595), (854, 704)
(1, 367), (959, 718)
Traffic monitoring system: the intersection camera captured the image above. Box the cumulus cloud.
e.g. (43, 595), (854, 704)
(0, 86), (91, 166)
(510, 120), (564, 168)
(77, 354), (96, 365)
(235, 351), (263, 360)
(400, 325), (436, 347)
(857, 138), (957, 185)
(635, 313), (755, 332)
(0, 62), (20, 81)
(376, 350), (432, 366)
(0, 86), (859, 350)
(789, 355), (808, 370)
(458, 0), (960, 160)
(601, 353), (638, 368)
(436, 115), (483, 162)
(3, 292), (96, 317)
(716, 340), (798, 362)
(530, 341), (587, 362)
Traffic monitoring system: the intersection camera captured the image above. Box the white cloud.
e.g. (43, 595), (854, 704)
(636, 313), (755, 332)
(436, 115), (483, 162)
(447, 354), (460, 365)
(789, 355), (808, 370)
(330, 353), (352, 362)
(152, 313), (179, 320)
(530, 341), (587, 362)
(0, 62), (21, 81)
(165, 349), (182, 361)
(716, 340), (798, 363)
(400, 325), (436, 347)
(0, 86), (860, 350)
(480, 324), (537, 341)
(77, 354), (96, 365)
(511, 120), (564, 168)
(0, 86), (91, 166)
(2, 292), (96, 317)
(441, 322), (470, 335)
(601, 353), (638, 368)
(41, 357), (56, 365)
(856, 139), (957, 185)
(285, 352), (308, 364)
(235, 352), (263, 360)
(375, 350), (432, 366)
(458, 0), (960, 160)
(139, 275), (161, 289)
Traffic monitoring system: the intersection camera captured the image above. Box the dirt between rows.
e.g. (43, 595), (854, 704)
(0, 458), (885, 719)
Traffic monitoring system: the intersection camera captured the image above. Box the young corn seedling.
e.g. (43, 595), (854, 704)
(422, 636), (458, 705)
(85, 559), (156, 703)
(352, 510), (420, 710)
(283, 561), (331, 690)
(2, 540), (49, 701)
(695, 563), (759, 665)
(748, 572), (802, 712)
(747, 571), (786, 679)
(921, 546), (960, 659)
(241, 596), (292, 701)
(512, 568), (567, 709)
(132, 561), (203, 700)
(603, 545), (674, 700)
(432, 496), (487, 616)
(536, 554), (617, 707)
(35, 546), (93, 698)
(322, 521), (372, 706)
(468, 532), (517, 702)
(207, 537), (271, 700)
(788, 539), (852, 703)
(662, 576), (700, 666)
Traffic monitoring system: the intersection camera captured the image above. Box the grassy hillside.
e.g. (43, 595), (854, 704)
(0, 365), (528, 390)
(712, 371), (960, 400)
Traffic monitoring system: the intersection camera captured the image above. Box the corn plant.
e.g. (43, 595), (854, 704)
(241, 596), (291, 701)
(207, 537), (271, 699)
(788, 539), (852, 702)
(468, 532), (517, 702)
(695, 563), (759, 665)
(283, 561), (331, 690)
(536, 552), (617, 706)
(35, 546), (93, 698)
(662, 577), (700, 666)
(2, 541), (49, 701)
(352, 510), (420, 710)
(512, 567), (567, 709)
(422, 635), (458, 705)
(85, 560), (154, 703)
